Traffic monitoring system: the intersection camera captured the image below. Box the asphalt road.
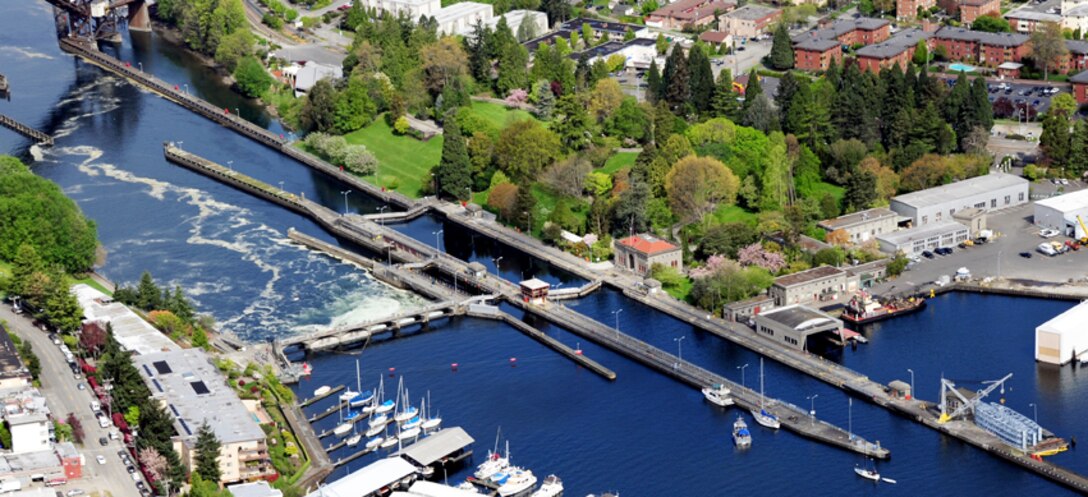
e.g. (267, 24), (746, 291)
(0, 306), (142, 497)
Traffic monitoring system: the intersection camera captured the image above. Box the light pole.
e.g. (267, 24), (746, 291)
(612, 308), (623, 338)
(278, 181), (285, 192)
(340, 189), (352, 215)
(523, 210), (531, 233)
(176, 141), (183, 150)
(235, 107), (241, 119)
(1030, 402), (1038, 424)
(137, 61), (143, 72)
(807, 394), (818, 426)
(433, 229), (444, 253)
(183, 83), (188, 95)
(378, 205), (388, 226)
(907, 368), (915, 400)
(674, 336), (685, 370)
(493, 256), (503, 272)
(227, 160), (234, 172)
(738, 363), (749, 388)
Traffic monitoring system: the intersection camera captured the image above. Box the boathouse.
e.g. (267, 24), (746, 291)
(395, 427), (475, 472)
(752, 305), (844, 351)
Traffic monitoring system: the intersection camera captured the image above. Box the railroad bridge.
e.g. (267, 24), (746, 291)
(43, 0), (151, 44)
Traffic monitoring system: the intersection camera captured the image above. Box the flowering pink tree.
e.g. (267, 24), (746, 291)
(689, 255), (740, 279)
(505, 89), (529, 104)
(737, 243), (786, 273)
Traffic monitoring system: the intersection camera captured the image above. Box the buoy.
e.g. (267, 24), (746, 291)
(451, 363), (459, 370)
(388, 367), (396, 376)
(509, 357), (517, 367)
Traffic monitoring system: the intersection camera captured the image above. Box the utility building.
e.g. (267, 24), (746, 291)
(889, 173), (1029, 227)
(753, 305), (844, 351)
(1035, 300), (1088, 365)
(614, 234), (682, 276)
(1034, 189), (1088, 238)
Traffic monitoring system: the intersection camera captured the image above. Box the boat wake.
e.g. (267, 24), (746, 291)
(0, 46), (55, 60)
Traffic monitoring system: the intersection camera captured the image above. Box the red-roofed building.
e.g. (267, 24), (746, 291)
(615, 234), (682, 276)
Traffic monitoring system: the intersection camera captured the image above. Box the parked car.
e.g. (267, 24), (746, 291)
(95, 455), (106, 465)
(935, 247), (953, 255)
(76, 382), (85, 391)
(922, 250), (935, 259)
(65, 490), (84, 497)
(1019, 251), (1033, 258)
(1040, 228), (1060, 238)
(98, 437), (107, 446)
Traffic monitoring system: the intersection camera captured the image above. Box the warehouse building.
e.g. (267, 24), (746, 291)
(1035, 300), (1088, 365)
(1034, 189), (1088, 239)
(876, 221), (970, 255)
(817, 207), (898, 245)
(889, 173), (1029, 227)
(753, 305), (844, 351)
(769, 266), (858, 306)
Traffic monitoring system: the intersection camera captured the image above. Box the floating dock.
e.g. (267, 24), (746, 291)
(299, 385), (345, 409)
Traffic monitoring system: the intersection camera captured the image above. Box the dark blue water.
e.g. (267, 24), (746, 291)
(3, 3), (1087, 495)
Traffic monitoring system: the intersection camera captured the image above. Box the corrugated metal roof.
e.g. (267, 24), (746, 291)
(395, 427), (475, 466)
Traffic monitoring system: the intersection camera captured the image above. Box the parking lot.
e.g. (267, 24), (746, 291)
(937, 76), (1070, 117)
(872, 203), (1088, 295)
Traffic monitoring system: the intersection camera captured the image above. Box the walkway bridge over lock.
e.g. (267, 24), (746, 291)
(278, 300), (466, 353)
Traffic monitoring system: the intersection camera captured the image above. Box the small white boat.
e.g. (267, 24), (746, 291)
(368, 413), (389, 429)
(398, 426), (421, 441)
(365, 423), (385, 437)
(732, 416), (752, 448)
(854, 335), (869, 344)
(854, 466), (880, 481)
(380, 437), (399, 449)
(402, 415), (422, 431)
(345, 433), (362, 447)
(376, 399), (395, 414)
(333, 423), (352, 437)
(474, 451), (510, 480)
(422, 416), (442, 432)
(365, 436), (384, 449)
(313, 385), (331, 397)
(750, 408), (781, 430)
(350, 390), (375, 408)
(339, 389), (359, 403)
(530, 474), (563, 497)
(421, 393), (442, 432)
(701, 383), (734, 407)
(419, 465), (435, 478)
(456, 482), (478, 493)
(497, 467), (537, 497)
(395, 405), (419, 423)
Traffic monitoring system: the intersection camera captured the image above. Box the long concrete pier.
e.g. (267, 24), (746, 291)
(160, 145), (889, 459)
(0, 113), (53, 146)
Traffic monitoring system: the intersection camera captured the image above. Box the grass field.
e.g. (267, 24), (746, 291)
(711, 204), (758, 225)
(344, 116), (444, 198)
(600, 151), (638, 176)
(804, 181), (846, 204)
(468, 101), (536, 129)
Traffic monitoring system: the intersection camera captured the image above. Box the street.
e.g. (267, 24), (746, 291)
(0, 306), (141, 497)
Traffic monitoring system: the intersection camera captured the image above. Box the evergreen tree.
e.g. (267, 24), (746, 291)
(844, 169), (877, 212)
(611, 179), (652, 235)
(1069, 120), (1088, 178)
(7, 244), (44, 300)
(711, 69), (742, 120)
(435, 115), (473, 200)
(300, 79), (339, 133)
(540, 0), (571, 26)
(774, 72), (801, 129)
(652, 101), (675, 144)
(768, 23), (795, 70)
(744, 94), (779, 133)
(514, 185), (538, 233)
(646, 59), (664, 104)
(688, 45), (715, 114)
(496, 43), (529, 95)
(136, 271), (163, 311)
(760, 134), (790, 211)
(740, 69), (763, 118)
(194, 423), (222, 483)
(662, 47), (690, 111)
(465, 20), (492, 84)
(785, 84), (832, 150)
(552, 94), (592, 150)
(1041, 113), (1072, 168)
(43, 271), (83, 332)
(575, 53), (592, 92)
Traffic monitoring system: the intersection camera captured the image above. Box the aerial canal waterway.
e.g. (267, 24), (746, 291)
(3, 3), (1088, 495)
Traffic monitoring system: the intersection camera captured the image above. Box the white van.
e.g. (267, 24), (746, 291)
(90, 401), (100, 412)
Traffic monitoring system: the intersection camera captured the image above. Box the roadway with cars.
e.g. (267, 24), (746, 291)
(0, 306), (145, 497)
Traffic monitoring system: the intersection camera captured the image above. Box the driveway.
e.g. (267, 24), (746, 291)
(0, 306), (143, 497)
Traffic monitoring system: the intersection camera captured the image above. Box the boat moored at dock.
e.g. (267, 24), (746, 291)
(701, 384), (734, 407)
(842, 292), (926, 325)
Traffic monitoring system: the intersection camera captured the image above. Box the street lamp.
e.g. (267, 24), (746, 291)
(227, 160), (234, 172)
(674, 336), (685, 370)
(433, 229), (444, 253)
(278, 181), (285, 192)
(377, 205), (388, 226)
(1030, 402), (1038, 424)
(523, 210), (531, 233)
(183, 83), (188, 95)
(907, 368), (915, 400)
(235, 107), (241, 119)
(612, 308), (623, 337)
(137, 61), (143, 72)
(738, 363), (749, 388)
(493, 256), (503, 272)
(340, 190), (352, 215)
(807, 394), (818, 425)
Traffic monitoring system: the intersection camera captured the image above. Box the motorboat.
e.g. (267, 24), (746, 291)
(333, 423), (352, 437)
(530, 474), (563, 497)
(701, 383), (734, 407)
(365, 436), (384, 450)
(732, 416), (752, 448)
(456, 482), (479, 493)
(345, 433), (362, 447)
(474, 451), (510, 480)
(398, 426), (421, 441)
(368, 413), (389, 429)
(313, 385), (331, 397)
(497, 468), (537, 497)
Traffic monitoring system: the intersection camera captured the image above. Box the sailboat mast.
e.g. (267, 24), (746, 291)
(356, 359), (361, 393)
(759, 358), (765, 409)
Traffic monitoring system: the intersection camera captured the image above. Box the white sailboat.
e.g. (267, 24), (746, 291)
(349, 360), (375, 408)
(421, 391), (442, 432)
(346, 432), (362, 447)
(474, 429), (510, 480)
(365, 436), (384, 450)
(854, 459), (880, 481)
(394, 381), (419, 423)
(332, 397), (352, 437)
(749, 358), (781, 430)
(313, 385), (331, 397)
(375, 376), (395, 414)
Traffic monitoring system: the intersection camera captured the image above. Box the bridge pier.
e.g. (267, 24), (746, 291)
(127, 1), (151, 32)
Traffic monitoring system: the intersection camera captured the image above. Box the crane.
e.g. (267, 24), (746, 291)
(938, 373), (1013, 424)
(1076, 215), (1088, 244)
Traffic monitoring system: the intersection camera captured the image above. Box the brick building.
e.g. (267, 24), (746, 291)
(931, 27), (1031, 67)
(720, 4), (782, 40)
(1072, 70), (1088, 103)
(855, 28), (932, 72)
(793, 37), (842, 71)
(614, 234), (682, 276)
(959, 0), (1001, 23)
(897, 0), (936, 20)
(647, 0), (735, 30)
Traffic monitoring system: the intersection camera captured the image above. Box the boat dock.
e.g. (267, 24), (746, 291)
(0, 113), (52, 146)
(545, 280), (604, 300)
(307, 400), (352, 423)
(280, 301), (463, 353)
(299, 385), (345, 409)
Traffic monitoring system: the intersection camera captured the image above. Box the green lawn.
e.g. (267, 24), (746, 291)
(344, 116), (444, 198)
(804, 181), (846, 204)
(711, 204), (758, 225)
(530, 184), (587, 235)
(465, 101), (536, 129)
(663, 276), (693, 302)
(600, 151), (638, 176)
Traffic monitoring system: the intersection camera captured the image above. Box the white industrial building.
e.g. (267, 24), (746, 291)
(1035, 300), (1088, 365)
(434, 2), (493, 35)
(483, 10), (549, 37)
(1034, 189), (1088, 239)
(360, 0), (443, 19)
(72, 284), (180, 355)
(876, 221), (970, 255)
(889, 173), (1029, 227)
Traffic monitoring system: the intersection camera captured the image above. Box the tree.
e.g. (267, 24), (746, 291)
(334, 78), (376, 134)
(844, 169), (878, 212)
(552, 94), (592, 150)
(606, 97), (650, 142)
(43, 280), (82, 332)
(744, 94), (779, 133)
(465, 20), (493, 85)
(972, 13), (1011, 33)
(662, 46), (690, 110)
(139, 447), (168, 492)
(213, 29), (254, 72)
(589, 78), (625, 123)
(435, 115), (473, 200)
(737, 243), (787, 272)
(646, 59), (664, 104)
(760, 134), (790, 211)
(826, 229), (851, 246)
(135, 271), (163, 311)
(656, 33), (669, 55)
(80, 323), (107, 356)
(540, 0), (571, 25)
(497, 42), (530, 95)
(488, 183), (520, 221)
(65, 413), (84, 444)
(1051, 93), (1079, 118)
(612, 178), (652, 235)
(887, 255), (910, 276)
(514, 185), (538, 232)
(769, 23), (795, 70)
(665, 156), (740, 223)
(688, 45), (715, 113)
(1041, 113), (1072, 167)
(194, 423), (222, 483)
(1031, 22), (1069, 80)
(300, 79), (339, 133)
(494, 120), (561, 181)
(421, 37), (469, 96)
(232, 56), (271, 98)
(124, 405), (140, 427)
(813, 247), (845, 267)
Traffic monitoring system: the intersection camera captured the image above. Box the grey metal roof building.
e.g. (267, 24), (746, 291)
(934, 27), (1030, 47)
(725, 4), (779, 20)
(889, 173), (1029, 227)
(753, 305), (843, 351)
(395, 427), (474, 467)
(791, 17), (888, 43)
(876, 221), (970, 255)
(855, 28), (931, 59)
(794, 37), (840, 51)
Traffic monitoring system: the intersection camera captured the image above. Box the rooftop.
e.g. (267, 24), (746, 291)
(519, 278), (551, 291)
(818, 208), (897, 231)
(1035, 188), (1088, 212)
(773, 265), (845, 288)
(134, 349), (265, 445)
(699, 31), (731, 43)
(856, 28), (931, 59)
(617, 234), (679, 255)
(794, 37), (840, 51)
(395, 427), (474, 466)
(0, 328), (28, 382)
(724, 294), (775, 309)
(560, 17), (644, 35)
(228, 481), (283, 497)
(795, 16), (888, 43)
(294, 62), (343, 93)
(306, 457), (417, 497)
(876, 221), (968, 245)
(757, 304), (840, 331)
(723, 3), (779, 20)
(406, 481), (484, 497)
(890, 173), (1027, 208)
(934, 27), (1030, 47)
(433, 1), (492, 23)
(1067, 40), (1088, 55)
(72, 284), (181, 356)
(1036, 300), (1088, 335)
(1072, 70), (1088, 84)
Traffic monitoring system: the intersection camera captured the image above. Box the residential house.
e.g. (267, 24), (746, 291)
(897, 0), (936, 20)
(793, 37), (842, 71)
